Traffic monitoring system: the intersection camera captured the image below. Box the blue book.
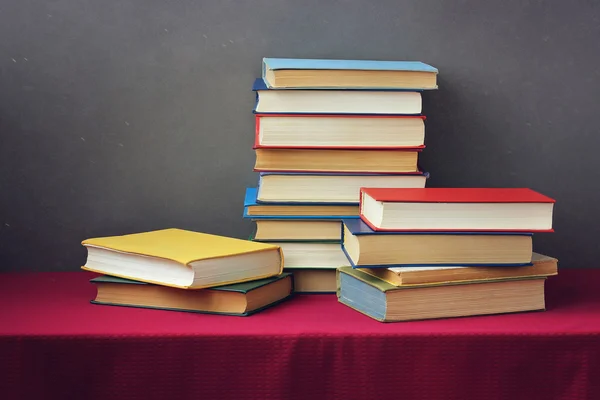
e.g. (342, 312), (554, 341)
(256, 172), (428, 205)
(341, 218), (534, 268)
(337, 267), (547, 322)
(262, 58), (438, 90)
(252, 78), (424, 116)
(243, 187), (360, 220)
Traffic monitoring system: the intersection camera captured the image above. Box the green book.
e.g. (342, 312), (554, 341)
(337, 267), (546, 322)
(90, 273), (293, 316)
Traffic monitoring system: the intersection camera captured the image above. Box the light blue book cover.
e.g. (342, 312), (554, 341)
(262, 58), (438, 90)
(263, 58), (438, 73)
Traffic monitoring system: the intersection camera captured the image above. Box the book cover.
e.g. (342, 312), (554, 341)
(361, 187), (556, 204)
(81, 228), (284, 288)
(90, 273), (293, 317)
(82, 228), (281, 266)
(263, 58), (438, 73)
(91, 273), (291, 293)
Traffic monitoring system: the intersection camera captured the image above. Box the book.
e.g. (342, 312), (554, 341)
(243, 187), (360, 218)
(337, 267), (546, 322)
(90, 273), (293, 316)
(254, 219), (342, 241)
(257, 173), (428, 204)
(255, 114), (425, 149)
(81, 228), (283, 289)
(262, 58), (438, 90)
(286, 268), (337, 294)
(342, 218), (533, 267)
(252, 78), (422, 115)
(264, 241), (349, 269)
(360, 187), (555, 232)
(360, 252), (558, 286)
(254, 148), (420, 174)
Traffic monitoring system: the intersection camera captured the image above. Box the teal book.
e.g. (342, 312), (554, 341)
(90, 273), (293, 316)
(262, 58), (438, 90)
(337, 267), (546, 322)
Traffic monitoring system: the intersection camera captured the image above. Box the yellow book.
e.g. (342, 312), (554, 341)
(81, 228), (283, 289)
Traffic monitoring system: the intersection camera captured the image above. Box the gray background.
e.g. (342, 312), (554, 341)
(1, 0), (598, 272)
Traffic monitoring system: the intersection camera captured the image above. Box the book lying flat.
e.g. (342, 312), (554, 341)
(264, 241), (349, 269)
(341, 218), (533, 267)
(262, 58), (438, 90)
(257, 173), (428, 204)
(285, 268), (337, 294)
(243, 187), (360, 219)
(255, 114), (426, 149)
(253, 219), (342, 241)
(360, 188), (555, 232)
(81, 228), (283, 289)
(359, 252), (558, 286)
(254, 148), (420, 174)
(90, 273), (293, 316)
(337, 267), (546, 322)
(252, 78), (422, 115)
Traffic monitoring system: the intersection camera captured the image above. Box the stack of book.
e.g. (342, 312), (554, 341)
(338, 187), (559, 322)
(244, 57), (439, 293)
(81, 228), (293, 316)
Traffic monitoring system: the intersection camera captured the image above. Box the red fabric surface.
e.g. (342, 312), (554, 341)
(1, 269), (599, 400)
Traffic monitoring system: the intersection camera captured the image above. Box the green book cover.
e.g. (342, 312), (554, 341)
(90, 273), (293, 316)
(91, 273), (292, 293)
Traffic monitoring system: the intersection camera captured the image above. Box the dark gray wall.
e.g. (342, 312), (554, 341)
(1, 0), (599, 272)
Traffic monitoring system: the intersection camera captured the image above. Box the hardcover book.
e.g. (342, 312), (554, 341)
(243, 187), (360, 219)
(257, 173), (428, 204)
(90, 273), (293, 316)
(337, 267), (546, 322)
(81, 228), (283, 289)
(341, 218), (534, 267)
(360, 188), (555, 232)
(262, 58), (438, 90)
(255, 114), (426, 149)
(252, 78), (423, 115)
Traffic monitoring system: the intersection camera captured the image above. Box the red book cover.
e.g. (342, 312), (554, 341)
(360, 188), (556, 204)
(254, 114), (427, 150)
(359, 188), (555, 233)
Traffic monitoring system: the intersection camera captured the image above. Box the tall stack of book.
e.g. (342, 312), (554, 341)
(81, 228), (293, 316)
(338, 188), (559, 321)
(244, 58), (438, 293)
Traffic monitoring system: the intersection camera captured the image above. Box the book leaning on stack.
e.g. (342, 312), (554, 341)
(81, 228), (293, 316)
(245, 57), (438, 292)
(338, 187), (558, 322)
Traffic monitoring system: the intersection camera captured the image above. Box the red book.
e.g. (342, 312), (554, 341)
(254, 114), (426, 150)
(359, 188), (555, 232)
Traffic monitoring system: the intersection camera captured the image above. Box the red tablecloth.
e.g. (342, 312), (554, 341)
(1, 269), (599, 400)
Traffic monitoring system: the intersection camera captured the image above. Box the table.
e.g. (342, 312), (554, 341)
(1, 269), (599, 400)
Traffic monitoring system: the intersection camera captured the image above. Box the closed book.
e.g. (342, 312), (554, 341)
(253, 219), (342, 241)
(90, 273), (293, 316)
(359, 252), (558, 286)
(243, 187), (360, 219)
(337, 267), (546, 322)
(252, 78), (422, 115)
(254, 147), (421, 174)
(360, 187), (555, 232)
(255, 114), (426, 149)
(285, 268), (337, 294)
(262, 241), (349, 269)
(81, 228), (283, 289)
(262, 58), (438, 90)
(258, 173), (428, 204)
(341, 218), (533, 267)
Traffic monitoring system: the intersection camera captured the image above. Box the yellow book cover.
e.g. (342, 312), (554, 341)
(81, 228), (284, 289)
